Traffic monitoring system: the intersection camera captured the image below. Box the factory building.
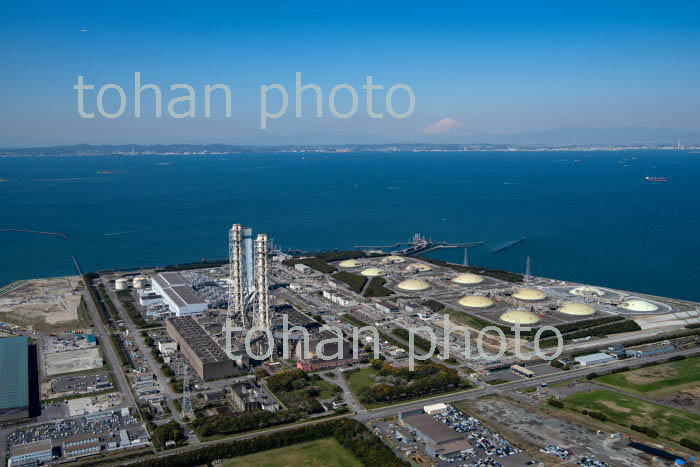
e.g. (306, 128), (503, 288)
(8, 439), (53, 466)
(165, 317), (234, 380)
(574, 352), (615, 366)
(157, 340), (178, 355)
(510, 364), (534, 378)
(151, 272), (207, 316)
(229, 382), (280, 412)
(296, 339), (360, 371)
(399, 411), (471, 458)
(295, 263), (312, 274)
(375, 301), (400, 313)
(0, 336), (29, 422)
(62, 434), (101, 459)
(322, 290), (355, 307)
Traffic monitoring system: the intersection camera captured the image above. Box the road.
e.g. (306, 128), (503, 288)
(356, 346), (700, 421)
(102, 346), (699, 466)
(80, 288), (135, 410)
(319, 369), (362, 412)
(0, 286), (137, 467)
(113, 414), (350, 466)
(99, 278), (187, 430)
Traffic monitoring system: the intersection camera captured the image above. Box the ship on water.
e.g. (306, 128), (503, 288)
(646, 176), (669, 182)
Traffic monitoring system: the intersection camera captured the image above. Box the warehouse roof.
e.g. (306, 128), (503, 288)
(574, 352), (614, 364)
(10, 439), (52, 457)
(168, 285), (205, 307)
(0, 336), (28, 411)
(403, 413), (463, 444)
(153, 272), (187, 288)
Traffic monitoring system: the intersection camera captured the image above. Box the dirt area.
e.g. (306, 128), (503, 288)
(625, 366), (678, 385)
(658, 388), (700, 414)
(0, 277), (85, 331)
(463, 397), (655, 466)
(44, 347), (103, 376)
(67, 393), (122, 416)
(600, 400), (632, 414)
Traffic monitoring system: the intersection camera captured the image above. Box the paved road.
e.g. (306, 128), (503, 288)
(0, 286), (137, 467)
(98, 346), (698, 466)
(99, 278), (187, 430)
(320, 369), (362, 412)
(355, 346), (700, 421)
(81, 288), (135, 410)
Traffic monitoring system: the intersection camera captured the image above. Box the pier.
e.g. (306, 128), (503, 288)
(492, 237), (526, 254)
(0, 228), (68, 240)
(357, 233), (484, 261)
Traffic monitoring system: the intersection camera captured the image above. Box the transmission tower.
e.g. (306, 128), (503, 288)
(181, 367), (193, 416)
(525, 256), (532, 282)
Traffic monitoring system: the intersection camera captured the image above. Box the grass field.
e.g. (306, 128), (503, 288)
(220, 438), (362, 467)
(596, 357), (700, 393)
(317, 380), (340, 399)
(563, 390), (700, 441)
(345, 367), (378, 394)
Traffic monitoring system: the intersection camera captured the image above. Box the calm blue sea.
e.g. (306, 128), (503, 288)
(1, 151), (699, 301)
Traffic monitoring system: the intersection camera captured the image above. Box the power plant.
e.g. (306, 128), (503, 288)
(224, 224), (272, 362)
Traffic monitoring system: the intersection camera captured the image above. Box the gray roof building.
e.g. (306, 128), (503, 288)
(0, 336), (29, 421)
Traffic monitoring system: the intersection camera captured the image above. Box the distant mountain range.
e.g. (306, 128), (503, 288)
(1, 127), (699, 156)
(420, 126), (700, 145)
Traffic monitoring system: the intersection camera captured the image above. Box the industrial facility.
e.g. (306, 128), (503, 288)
(399, 408), (471, 458)
(165, 316), (234, 380)
(0, 336), (29, 422)
(223, 224), (273, 363)
(151, 272), (208, 316)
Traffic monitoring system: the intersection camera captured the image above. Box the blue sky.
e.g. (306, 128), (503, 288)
(1, 1), (699, 146)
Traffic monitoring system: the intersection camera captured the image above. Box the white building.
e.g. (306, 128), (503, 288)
(295, 263), (312, 274)
(9, 439), (53, 466)
(151, 272), (207, 316)
(138, 291), (163, 306)
(322, 290), (356, 307)
(574, 353), (615, 366)
(158, 341), (178, 355)
(423, 403), (448, 415)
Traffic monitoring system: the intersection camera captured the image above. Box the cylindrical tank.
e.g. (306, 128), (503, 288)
(115, 278), (128, 291)
(133, 276), (145, 289)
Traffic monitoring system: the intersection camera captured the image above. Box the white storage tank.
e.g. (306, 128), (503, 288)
(133, 276), (145, 289)
(115, 278), (128, 291)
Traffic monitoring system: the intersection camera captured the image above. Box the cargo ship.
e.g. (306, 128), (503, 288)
(645, 176), (668, 182)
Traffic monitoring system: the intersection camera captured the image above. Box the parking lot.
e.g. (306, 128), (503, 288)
(7, 410), (145, 448)
(42, 372), (113, 399)
(432, 405), (533, 466)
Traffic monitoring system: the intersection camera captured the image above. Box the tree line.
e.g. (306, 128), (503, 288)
(137, 418), (408, 467)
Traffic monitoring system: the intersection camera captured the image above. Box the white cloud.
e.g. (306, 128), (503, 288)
(422, 117), (465, 135)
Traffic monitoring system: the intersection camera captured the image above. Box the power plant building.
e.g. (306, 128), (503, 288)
(165, 316), (234, 380)
(0, 336), (29, 422)
(151, 272), (207, 316)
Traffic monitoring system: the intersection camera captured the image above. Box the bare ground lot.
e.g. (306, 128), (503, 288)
(462, 397), (654, 466)
(0, 276), (86, 332)
(44, 347), (103, 376)
(67, 393), (122, 416)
